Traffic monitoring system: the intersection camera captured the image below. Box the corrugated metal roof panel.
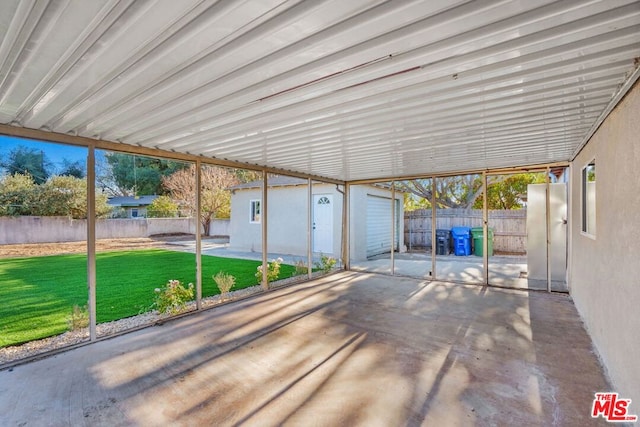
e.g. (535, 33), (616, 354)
(1, 0), (639, 181)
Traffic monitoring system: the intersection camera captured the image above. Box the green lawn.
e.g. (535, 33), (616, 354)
(0, 249), (296, 348)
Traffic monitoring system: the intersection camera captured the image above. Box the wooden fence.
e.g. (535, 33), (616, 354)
(404, 208), (527, 254)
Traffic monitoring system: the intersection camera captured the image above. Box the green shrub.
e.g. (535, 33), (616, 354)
(67, 304), (89, 331)
(315, 254), (337, 274)
(293, 260), (308, 276)
(255, 258), (283, 287)
(153, 279), (194, 315)
(213, 271), (236, 300)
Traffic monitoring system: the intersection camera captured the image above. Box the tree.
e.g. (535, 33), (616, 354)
(162, 165), (239, 235)
(0, 173), (110, 218)
(104, 152), (188, 196)
(31, 176), (111, 219)
(399, 173), (547, 212)
(147, 195), (179, 218)
(397, 176), (483, 210)
(474, 173), (545, 210)
(403, 192), (431, 212)
(58, 159), (85, 178)
(0, 145), (52, 184)
(0, 173), (37, 216)
(235, 169), (261, 184)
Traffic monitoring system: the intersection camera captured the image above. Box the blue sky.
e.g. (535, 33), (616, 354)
(0, 135), (88, 174)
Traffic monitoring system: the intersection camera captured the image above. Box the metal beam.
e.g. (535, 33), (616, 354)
(0, 124), (345, 185)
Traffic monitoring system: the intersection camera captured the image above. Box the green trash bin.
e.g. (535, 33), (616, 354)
(471, 227), (494, 257)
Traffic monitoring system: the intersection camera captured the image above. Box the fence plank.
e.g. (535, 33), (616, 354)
(404, 209), (527, 254)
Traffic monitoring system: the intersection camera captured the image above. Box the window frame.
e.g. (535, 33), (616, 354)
(581, 159), (596, 238)
(250, 199), (261, 223)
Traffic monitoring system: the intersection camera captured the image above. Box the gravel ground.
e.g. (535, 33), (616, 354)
(0, 285), (262, 366)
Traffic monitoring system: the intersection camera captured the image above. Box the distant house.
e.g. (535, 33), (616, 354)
(229, 177), (404, 261)
(107, 195), (158, 218)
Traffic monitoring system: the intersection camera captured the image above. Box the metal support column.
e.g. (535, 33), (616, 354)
(566, 165), (572, 292)
(195, 160), (202, 309)
(431, 176), (436, 279)
(307, 178), (313, 279)
(261, 171), (268, 289)
(483, 172), (488, 285)
(343, 183), (350, 270)
(87, 146), (96, 341)
(546, 167), (552, 292)
(391, 181), (396, 275)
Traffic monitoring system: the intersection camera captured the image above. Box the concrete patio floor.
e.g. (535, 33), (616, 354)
(0, 272), (610, 426)
(163, 240), (566, 292)
(351, 252), (569, 292)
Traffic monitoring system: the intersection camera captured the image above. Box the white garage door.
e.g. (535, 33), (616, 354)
(366, 195), (399, 257)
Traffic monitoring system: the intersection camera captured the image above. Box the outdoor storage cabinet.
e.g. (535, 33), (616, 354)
(451, 226), (471, 256)
(471, 227), (494, 257)
(435, 229), (451, 255)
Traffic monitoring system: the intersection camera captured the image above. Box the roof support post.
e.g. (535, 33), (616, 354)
(87, 145), (97, 341)
(546, 166), (552, 293)
(343, 183), (350, 270)
(391, 181), (396, 275)
(566, 165), (572, 292)
(307, 178), (313, 280)
(431, 176), (436, 280)
(195, 160), (202, 309)
(483, 171), (488, 285)
(261, 171), (268, 290)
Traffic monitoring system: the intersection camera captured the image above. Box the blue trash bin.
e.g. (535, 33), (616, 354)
(450, 226), (472, 256)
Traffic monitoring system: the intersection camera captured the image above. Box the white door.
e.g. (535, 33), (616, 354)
(526, 183), (567, 287)
(313, 195), (333, 253)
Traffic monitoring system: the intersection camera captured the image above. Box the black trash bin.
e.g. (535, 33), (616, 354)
(435, 229), (451, 255)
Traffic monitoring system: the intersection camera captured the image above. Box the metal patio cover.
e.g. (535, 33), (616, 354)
(1, 0), (639, 182)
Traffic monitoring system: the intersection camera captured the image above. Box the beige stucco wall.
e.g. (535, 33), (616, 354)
(570, 80), (640, 404)
(0, 216), (201, 244)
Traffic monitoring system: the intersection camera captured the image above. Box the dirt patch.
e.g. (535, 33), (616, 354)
(0, 235), (198, 258)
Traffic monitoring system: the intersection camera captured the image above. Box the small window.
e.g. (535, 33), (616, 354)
(250, 199), (261, 223)
(131, 208), (138, 218)
(317, 196), (331, 205)
(582, 160), (596, 236)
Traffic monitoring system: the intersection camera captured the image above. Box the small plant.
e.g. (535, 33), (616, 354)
(67, 304), (89, 331)
(293, 259), (308, 276)
(315, 254), (337, 274)
(255, 257), (283, 288)
(153, 279), (194, 315)
(213, 271), (236, 300)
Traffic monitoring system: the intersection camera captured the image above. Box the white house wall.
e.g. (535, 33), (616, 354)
(569, 81), (640, 405)
(229, 183), (343, 257)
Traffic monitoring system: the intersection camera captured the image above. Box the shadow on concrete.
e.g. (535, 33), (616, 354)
(0, 272), (610, 426)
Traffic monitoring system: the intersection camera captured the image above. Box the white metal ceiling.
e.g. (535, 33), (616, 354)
(1, 0), (639, 181)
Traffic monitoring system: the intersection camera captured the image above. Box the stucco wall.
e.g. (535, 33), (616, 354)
(569, 80), (640, 404)
(229, 183), (343, 257)
(0, 216), (205, 243)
